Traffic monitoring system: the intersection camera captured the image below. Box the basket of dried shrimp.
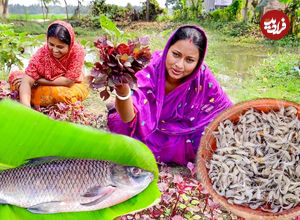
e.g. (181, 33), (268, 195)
(196, 98), (300, 220)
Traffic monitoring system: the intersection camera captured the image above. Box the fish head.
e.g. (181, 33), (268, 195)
(111, 164), (154, 193)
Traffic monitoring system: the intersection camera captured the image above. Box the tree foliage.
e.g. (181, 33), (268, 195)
(0, 23), (44, 74)
(140, 0), (164, 21)
(172, 0), (203, 21)
(91, 0), (129, 22)
(279, 0), (300, 34)
(209, 0), (243, 22)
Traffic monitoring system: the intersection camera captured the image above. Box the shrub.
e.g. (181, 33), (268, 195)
(0, 23), (44, 74)
(209, 0), (243, 22)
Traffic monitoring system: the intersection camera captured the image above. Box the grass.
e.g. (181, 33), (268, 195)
(9, 14), (66, 21)
(227, 53), (300, 103)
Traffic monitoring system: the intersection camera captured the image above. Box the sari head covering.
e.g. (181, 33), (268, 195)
(108, 25), (232, 165)
(25, 20), (85, 83)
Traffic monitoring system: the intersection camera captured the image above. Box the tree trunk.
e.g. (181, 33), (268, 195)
(63, 0), (69, 20)
(3, 0), (8, 18)
(40, 0), (45, 20)
(0, 0), (4, 17)
(42, 0), (49, 19)
(243, 0), (249, 23)
(258, 7), (264, 22)
(195, 0), (202, 18)
(190, 0), (196, 18)
(146, 0), (150, 21)
(290, 0), (297, 34)
(73, 0), (81, 19)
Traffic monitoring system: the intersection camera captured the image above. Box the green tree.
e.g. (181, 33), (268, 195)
(141, 0), (164, 21)
(279, 0), (300, 34)
(243, 0), (249, 23)
(209, 0), (243, 21)
(40, 0), (51, 19)
(73, 0), (82, 19)
(90, 0), (129, 23)
(254, 0), (271, 22)
(91, 0), (107, 16)
(189, 0), (203, 19)
(172, 0), (203, 21)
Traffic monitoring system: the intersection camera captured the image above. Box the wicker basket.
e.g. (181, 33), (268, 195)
(196, 98), (300, 220)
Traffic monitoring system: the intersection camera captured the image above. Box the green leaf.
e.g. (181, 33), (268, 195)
(0, 99), (160, 220)
(181, 194), (189, 201)
(278, 0), (292, 4)
(19, 32), (27, 38)
(191, 200), (199, 205)
(179, 203), (187, 209)
(99, 15), (122, 40)
(84, 61), (95, 68)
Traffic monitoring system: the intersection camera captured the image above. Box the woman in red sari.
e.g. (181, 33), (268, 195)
(9, 20), (88, 107)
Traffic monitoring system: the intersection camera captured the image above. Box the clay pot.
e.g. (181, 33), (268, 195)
(196, 98), (300, 220)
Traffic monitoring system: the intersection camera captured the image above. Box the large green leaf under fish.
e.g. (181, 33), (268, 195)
(0, 99), (160, 220)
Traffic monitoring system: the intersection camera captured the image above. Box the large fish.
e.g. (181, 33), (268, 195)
(0, 156), (154, 214)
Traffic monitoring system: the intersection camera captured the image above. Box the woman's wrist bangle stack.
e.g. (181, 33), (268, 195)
(114, 90), (132, 101)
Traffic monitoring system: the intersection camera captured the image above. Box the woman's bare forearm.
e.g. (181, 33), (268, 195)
(115, 84), (135, 123)
(19, 75), (35, 107)
(36, 77), (74, 87)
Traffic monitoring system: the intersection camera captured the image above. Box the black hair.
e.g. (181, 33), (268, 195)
(47, 24), (71, 45)
(169, 27), (206, 61)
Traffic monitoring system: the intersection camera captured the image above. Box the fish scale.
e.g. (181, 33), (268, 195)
(1, 159), (105, 205)
(0, 157), (153, 214)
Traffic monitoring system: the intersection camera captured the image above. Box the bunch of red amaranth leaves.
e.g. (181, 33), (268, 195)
(89, 35), (151, 100)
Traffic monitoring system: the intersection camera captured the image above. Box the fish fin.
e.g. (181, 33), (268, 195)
(81, 186), (116, 206)
(27, 201), (62, 214)
(82, 186), (103, 197)
(0, 199), (8, 204)
(82, 185), (116, 198)
(21, 156), (63, 166)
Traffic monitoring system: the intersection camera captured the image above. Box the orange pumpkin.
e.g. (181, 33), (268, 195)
(9, 71), (89, 106)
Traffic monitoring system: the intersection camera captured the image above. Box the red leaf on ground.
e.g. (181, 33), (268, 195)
(172, 215), (185, 220)
(187, 162), (197, 177)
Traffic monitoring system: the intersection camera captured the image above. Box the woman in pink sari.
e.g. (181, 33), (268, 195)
(108, 25), (233, 165)
(9, 20), (88, 107)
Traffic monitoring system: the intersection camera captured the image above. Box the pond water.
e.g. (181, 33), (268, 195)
(210, 45), (269, 79)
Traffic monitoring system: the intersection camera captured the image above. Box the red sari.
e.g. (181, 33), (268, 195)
(9, 20), (88, 106)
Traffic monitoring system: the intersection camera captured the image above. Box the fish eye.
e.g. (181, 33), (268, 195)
(130, 167), (141, 176)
